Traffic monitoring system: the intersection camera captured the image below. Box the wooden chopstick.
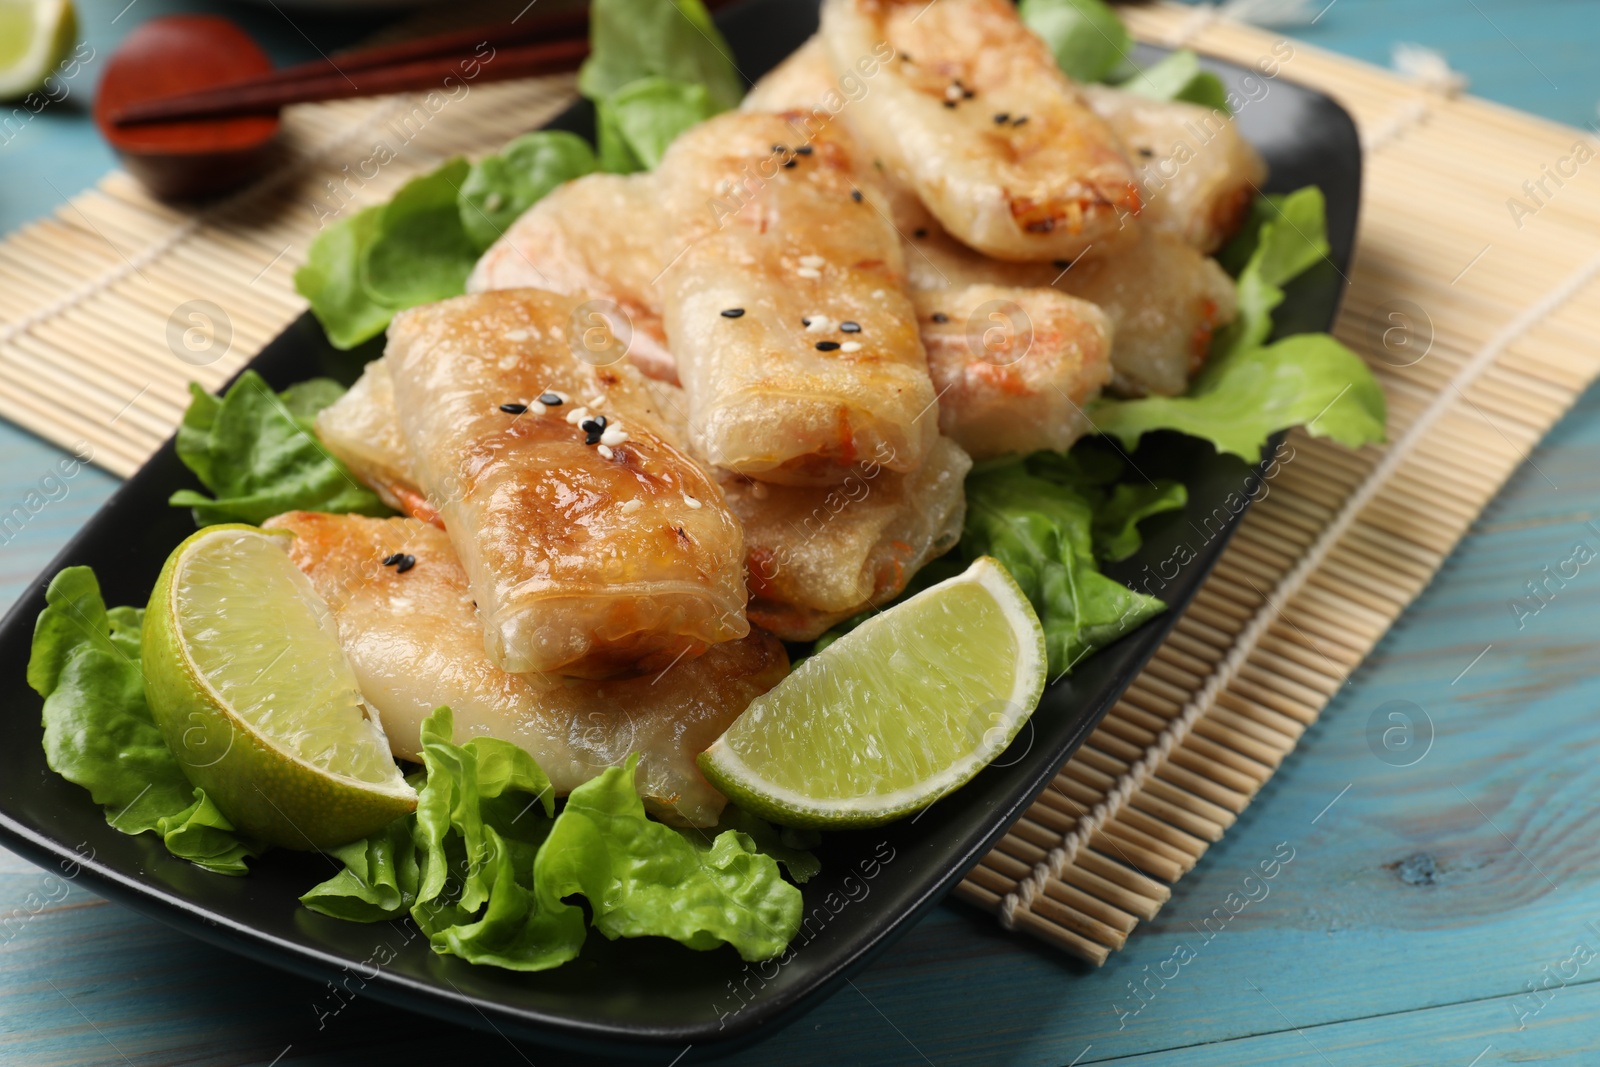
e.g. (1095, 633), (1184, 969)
(109, 11), (591, 126)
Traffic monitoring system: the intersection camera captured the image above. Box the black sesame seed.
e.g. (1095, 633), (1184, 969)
(581, 415), (607, 434)
(499, 402), (528, 414)
(395, 554), (416, 574)
(796, 145), (813, 155)
(851, 189), (863, 202)
(585, 431), (603, 446)
(772, 144), (787, 153)
(801, 317), (812, 327)
(993, 112), (1010, 124)
(901, 52), (912, 61)
(782, 158), (797, 168)
(942, 99), (957, 109)
(721, 308), (745, 318)
(963, 88), (976, 99)
(1012, 115), (1029, 127)
(538, 392), (563, 406)
(914, 227), (928, 239)
(382, 553), (403, 567)
(815, 340), (841, 351)
(1138, 147), (1154, 158)
(1053, 259), (1073, 270)
(841, 321), (861, 333)
(931, 312), (949, 323)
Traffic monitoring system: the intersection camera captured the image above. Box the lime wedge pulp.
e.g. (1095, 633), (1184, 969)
(142, 525), (415, 849)
(699, 556), (1048, 828)
(0, 0), (77, 101)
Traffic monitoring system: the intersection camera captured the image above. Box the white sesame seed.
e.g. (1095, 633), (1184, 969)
(552, 391), (570, 404)
(840, 341), (862, 352)
(620, 498), (642, 514)
(804, 315), (833, 333)
(796, 268), (821, 279)
(683, 494), (702, 509)
(585, 394), (604, 408)
(566, 406), (590, 425)
(504, 329), (529, 342)
(799, 254), (825, 269)
(597, 444), (614, 459)
(530, 401), (548, 415)
(945, 84), (963, 101)
(600, 427), (629, 446)
(497, 355), (518, 370)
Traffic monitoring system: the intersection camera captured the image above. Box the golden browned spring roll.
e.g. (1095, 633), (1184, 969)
(655, 110), (939, 486)
(818, 0), (1140, 262)
(266, 511), (786, 827)
(722, 436), (972, 641)
(383, 289), (748, 678)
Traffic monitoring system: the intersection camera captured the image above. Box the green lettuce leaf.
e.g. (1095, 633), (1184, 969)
(361, 158), (477, 308)
(578, 0), (742, 111)
(964, 464), (1167, 677)
(1019, 0), (1130, 83)
(1118, 49), (1230, 112)
(458, 131), (597, 251)
(169, 371), (389, 526)
(298, 812), (419, 922)
(1024, 450), (1187, 562)
(28, 567), (258, 875)
(1090, 187), (1387, 462)
(597, 76), (717, 173)
(293, 206), (391, 350)
(536, 757), (802, 960)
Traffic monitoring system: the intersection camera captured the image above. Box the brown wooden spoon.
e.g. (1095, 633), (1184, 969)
(93, 16), (280, 201)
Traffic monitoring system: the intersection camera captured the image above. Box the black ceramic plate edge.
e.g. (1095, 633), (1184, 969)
(0, 5), (1361, 1057)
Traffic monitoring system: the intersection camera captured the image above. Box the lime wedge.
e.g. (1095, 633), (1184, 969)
(0, 0), (76, 101)
(143, 525), (415, 849)
(699, 557), (1047, 827)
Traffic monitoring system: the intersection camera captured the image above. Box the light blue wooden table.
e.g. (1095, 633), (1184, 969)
(4, 1), (1600, 1063)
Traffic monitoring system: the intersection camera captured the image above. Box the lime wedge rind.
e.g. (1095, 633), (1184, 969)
(0, 0), (77, 101)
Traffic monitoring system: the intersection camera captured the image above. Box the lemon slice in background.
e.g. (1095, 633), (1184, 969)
(143, 525), (415, 849)
(0, 0), (77, 101)
(699, 557), (1047, 828)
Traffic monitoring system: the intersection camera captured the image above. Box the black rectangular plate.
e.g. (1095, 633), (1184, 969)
(0, 3), (1360, 1058)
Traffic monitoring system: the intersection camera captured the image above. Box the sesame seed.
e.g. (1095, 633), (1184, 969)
(815, 340), (841, 351)
(504, 329), (530, 342)
(566, 406), (590, 425)
(1138, 147), (1154, 158)
(900, 52), (912, 62)
(395, 554), (416, 574)
(1053, 259), (1073, 270)
(942, 100), (957, 109)
(683, 494), (702, 509)
(841, 321), (861, 333)
(597, 444), (614, 459)
(945, 84), (963, 101)
(840, 341), (862, 353)
(620, 498), (642, 514)
(1012, 115), (1029, 127)
(800, 254), (825, 268)
(782, 159), (797, 168)
(851, 189), (863, 202)
(382, 553), (403, 566)
(581, 415), (608, 434)
(538, 392), (563, 406)
(600, 426), (629, 446)
(914, 228), (928, 239)
(931, 312), (949, 323)
(500, 402), (528, 414)
(585, 394), (605, 408)
(993, 112), (1010, 124)
(804, 315), (832, 332)
(797, 268), (821, 279)
(720, 308), (745, 318)
(772, 144), (787, 153)
(530, 400), (548, 414)
(797, 145), (813, 155)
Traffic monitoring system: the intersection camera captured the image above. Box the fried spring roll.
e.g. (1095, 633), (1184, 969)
(383, 290), (748, 678)
(818, 0), (1140, 262)
(266, 512), (786, 827)
(721, 436), (972, 641)
(467, 172), (679, 382)
(655, 111), (939, 486)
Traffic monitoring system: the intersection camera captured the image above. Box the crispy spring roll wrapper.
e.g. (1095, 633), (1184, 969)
(1081, 84), (1266, 255)
(313, 359), (438, 525)
(655, 110), (939, 486)
(467, 172), (679, 382)
(265, 511), (786, 827)
(721, 435), (973, 641)
(384, 289), (748, 678)
(818, 0), (1139, 263)
(914, 285), (1111, 458)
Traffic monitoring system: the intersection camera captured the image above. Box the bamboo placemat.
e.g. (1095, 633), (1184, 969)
(3, 3), (1599, 967)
